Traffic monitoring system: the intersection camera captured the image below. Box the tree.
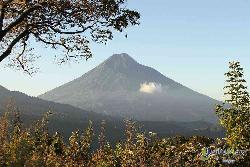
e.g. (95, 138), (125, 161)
(0, 0), (140, 74)
(216, 62), (250, 150)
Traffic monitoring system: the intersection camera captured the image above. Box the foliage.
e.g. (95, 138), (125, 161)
(0, 112), (249, 167)
(0, 0), (140, 74)
(216, 62), (250, 150)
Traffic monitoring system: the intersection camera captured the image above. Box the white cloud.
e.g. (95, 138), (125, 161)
(139, 82), (162, 94)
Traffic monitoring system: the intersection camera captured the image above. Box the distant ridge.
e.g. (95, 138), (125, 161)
(39, 53), (220, 123)
(0, 84), (224, 140)
(0, 85), (8, 92)
(0, 84), (121, 140)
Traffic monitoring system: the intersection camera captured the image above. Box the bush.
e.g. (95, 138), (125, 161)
(0, 113), (249, 167)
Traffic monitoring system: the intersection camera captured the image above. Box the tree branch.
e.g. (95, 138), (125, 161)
(0, 8), (4, 31)
(0, 0), (15, 30)
(49, 25), (93, 35)
(33, 33), (70, 50)
(0, 3), (43, 41)
(0, 29), (29, 62)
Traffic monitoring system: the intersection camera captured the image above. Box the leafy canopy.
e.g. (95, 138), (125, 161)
(0, 0), (140, 74)
(216, 62), (250, 150)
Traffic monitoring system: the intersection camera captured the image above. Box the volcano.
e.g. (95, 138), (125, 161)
(39, 53), (219, 123)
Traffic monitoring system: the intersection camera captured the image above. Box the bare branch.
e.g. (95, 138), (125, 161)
(16, 35), (28, 69)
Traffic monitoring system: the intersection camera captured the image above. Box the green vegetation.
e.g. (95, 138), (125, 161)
(0, 113), (249, 166)
(216, 62), (250, 150)
(0, 62), (249, 166)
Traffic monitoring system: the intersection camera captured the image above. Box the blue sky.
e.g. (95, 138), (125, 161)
(1, 0), (250, 100)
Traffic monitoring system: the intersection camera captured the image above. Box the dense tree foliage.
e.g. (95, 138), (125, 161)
(0, 111), (249, 166)
(216, 62), (250, 150)
(0, 0), (140, 73)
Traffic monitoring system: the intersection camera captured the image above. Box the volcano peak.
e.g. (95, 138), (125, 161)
(103, 53), (138, 69)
